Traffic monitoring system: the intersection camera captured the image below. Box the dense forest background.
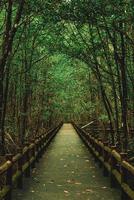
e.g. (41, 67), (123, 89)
(0, 0), (134, 156)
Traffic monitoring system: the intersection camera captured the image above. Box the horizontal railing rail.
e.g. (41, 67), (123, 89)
(0, 122), (62, 200)
(73, 123), (134, 200)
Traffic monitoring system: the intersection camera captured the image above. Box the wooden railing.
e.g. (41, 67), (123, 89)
(73, 123), (134, 200)
(0, 123), (62, 200)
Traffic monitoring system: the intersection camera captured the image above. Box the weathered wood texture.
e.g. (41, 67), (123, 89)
(73, 123), (134, 200)
(0, 123), (62, 200)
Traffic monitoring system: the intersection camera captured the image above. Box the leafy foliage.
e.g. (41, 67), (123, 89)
(0, 0), (134, 154)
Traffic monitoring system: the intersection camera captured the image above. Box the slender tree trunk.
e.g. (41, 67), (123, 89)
(119, 22), (128, 151)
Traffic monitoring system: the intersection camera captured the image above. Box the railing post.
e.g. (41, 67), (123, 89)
(5, 154), (13, 200)
(94, 140), (98, 163)
(45, 133), (48, 148)
(47, 131), (52, 146)
(25, 143), (31, 178)
(35, 137), (39, 162)
(98, 139), (103, 168)
(31, 140), (36, 168)
(41, 135), (45, 154)
(89, 137), (94, 154)
(43, 134), (47, 151)
(103, 141), (109, 177)
(38, 135), (42, 158)
(86, 133), (90, 147)
(40, 135), (45, 157)
(110, 146), (117, 188)
(120, 153), (128, 200)
(17, 147), (23, 189)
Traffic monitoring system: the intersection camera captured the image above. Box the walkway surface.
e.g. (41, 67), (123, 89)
(13, 123), (120, 200)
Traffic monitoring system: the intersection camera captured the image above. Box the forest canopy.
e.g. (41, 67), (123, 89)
(0, 0), (134, 155)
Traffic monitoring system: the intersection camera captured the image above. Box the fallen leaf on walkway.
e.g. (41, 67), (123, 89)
(85, 188), (94, 193)
(102, 186), (107, 189)
(75, 182), (82, 185)
(67, 180), (71, 183)
(64, 190), (69, 194)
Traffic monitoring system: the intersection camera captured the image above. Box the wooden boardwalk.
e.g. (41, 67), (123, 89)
(13, 124), (120, 200)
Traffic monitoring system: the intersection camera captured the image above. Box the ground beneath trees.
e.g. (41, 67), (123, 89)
(13, 124), (120, 200)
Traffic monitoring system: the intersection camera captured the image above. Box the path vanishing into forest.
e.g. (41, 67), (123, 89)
(13, 124), (120, 200)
